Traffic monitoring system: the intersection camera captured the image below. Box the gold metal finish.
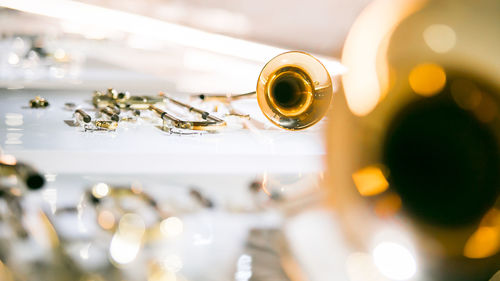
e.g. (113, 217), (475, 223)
(92, 89), (226, 131)
(327, 0), (500, 280)
(193, 51), (333, 130)
(194, 92), (257, 103)
(95, 120), (118, 130)
(29, 96), (49, 108)
(149, 102), (225, 131)
(74, 109), (91, 123)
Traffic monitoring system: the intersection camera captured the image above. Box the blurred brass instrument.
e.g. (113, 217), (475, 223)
(326, 0), (500, 280)
(193, 51), (333, 130)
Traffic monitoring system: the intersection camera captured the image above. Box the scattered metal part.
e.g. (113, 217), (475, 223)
(29, 96), (49, 108)
(100, 107), (119, 122)
(150, 102), (225, 131)
(94, 120), (118, 131)
(64, 102), (76, 110)
(75, 109), (91, 123)
(189, 188), (214, 208)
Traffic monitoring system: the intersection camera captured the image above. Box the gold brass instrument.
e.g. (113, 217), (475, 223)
(193, 51), (333, 130)
(326, 0), (500, 280)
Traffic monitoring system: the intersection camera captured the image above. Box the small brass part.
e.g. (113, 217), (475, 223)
(100, 107), (120, 122)
(29, 96), (50, 108)
(149, 96), (226, 131)
(108, 88), (130, 100)
(95, 120), (118, 130)
(125, 96), (165, 109)
(92, 89), (224, 130)
(92, 90), (164, 109)
(75, 109), (91, 123)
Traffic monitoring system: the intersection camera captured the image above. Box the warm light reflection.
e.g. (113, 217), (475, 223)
(0, 154), (17, 165)
(131, 181), (143, 194)
(408, 63), (446, 97)
(346, 252), (387, 281)
(160, 217), (183, 238)
(341, 0), (426, 116)
(260, 173), (271, 197)
(423, 24), (456, 54)
(53, 48), (67, 61)
(352, 166), (389, 196)
(92, 182), (110, 198)
(373, 242), (417, 280)
(37, 211), (60, 248)
(109, 233), (142, 265)
(98, 210), (116, 230)
(149, 262), (177, 281)
(374, 193), (402, 218)
(463, 226), (500, 259)
(9, 187), (21, 196)
(0, 260), (15, 281)
(109, 213), (145, 264)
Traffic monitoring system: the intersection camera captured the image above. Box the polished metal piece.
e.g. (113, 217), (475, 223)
(74, 109), (91, 123)
(93, 90), (164, 109)
(93, 89), (225, 130)
(193, 51), (333, 130)
(194, 91), (256, 103)
(94, 120), (118, 130)
(100, 106), (120, 122)
(29, 96), (49, 108)
(150, 100), (225, 131)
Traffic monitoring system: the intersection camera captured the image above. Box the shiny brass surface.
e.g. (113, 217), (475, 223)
(92, 89), (225, 131)
(194, 51), (333, 130)
(29, 96), (49, 108)
(327, 0), (500, 280)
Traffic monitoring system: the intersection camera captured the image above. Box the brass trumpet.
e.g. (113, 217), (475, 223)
(193, 51), (333, 130)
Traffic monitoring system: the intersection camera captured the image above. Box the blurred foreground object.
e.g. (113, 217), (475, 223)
(327, 0), (500, 280)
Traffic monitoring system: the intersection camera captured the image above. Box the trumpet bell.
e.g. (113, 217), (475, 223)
(256, 51), (333, 130)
